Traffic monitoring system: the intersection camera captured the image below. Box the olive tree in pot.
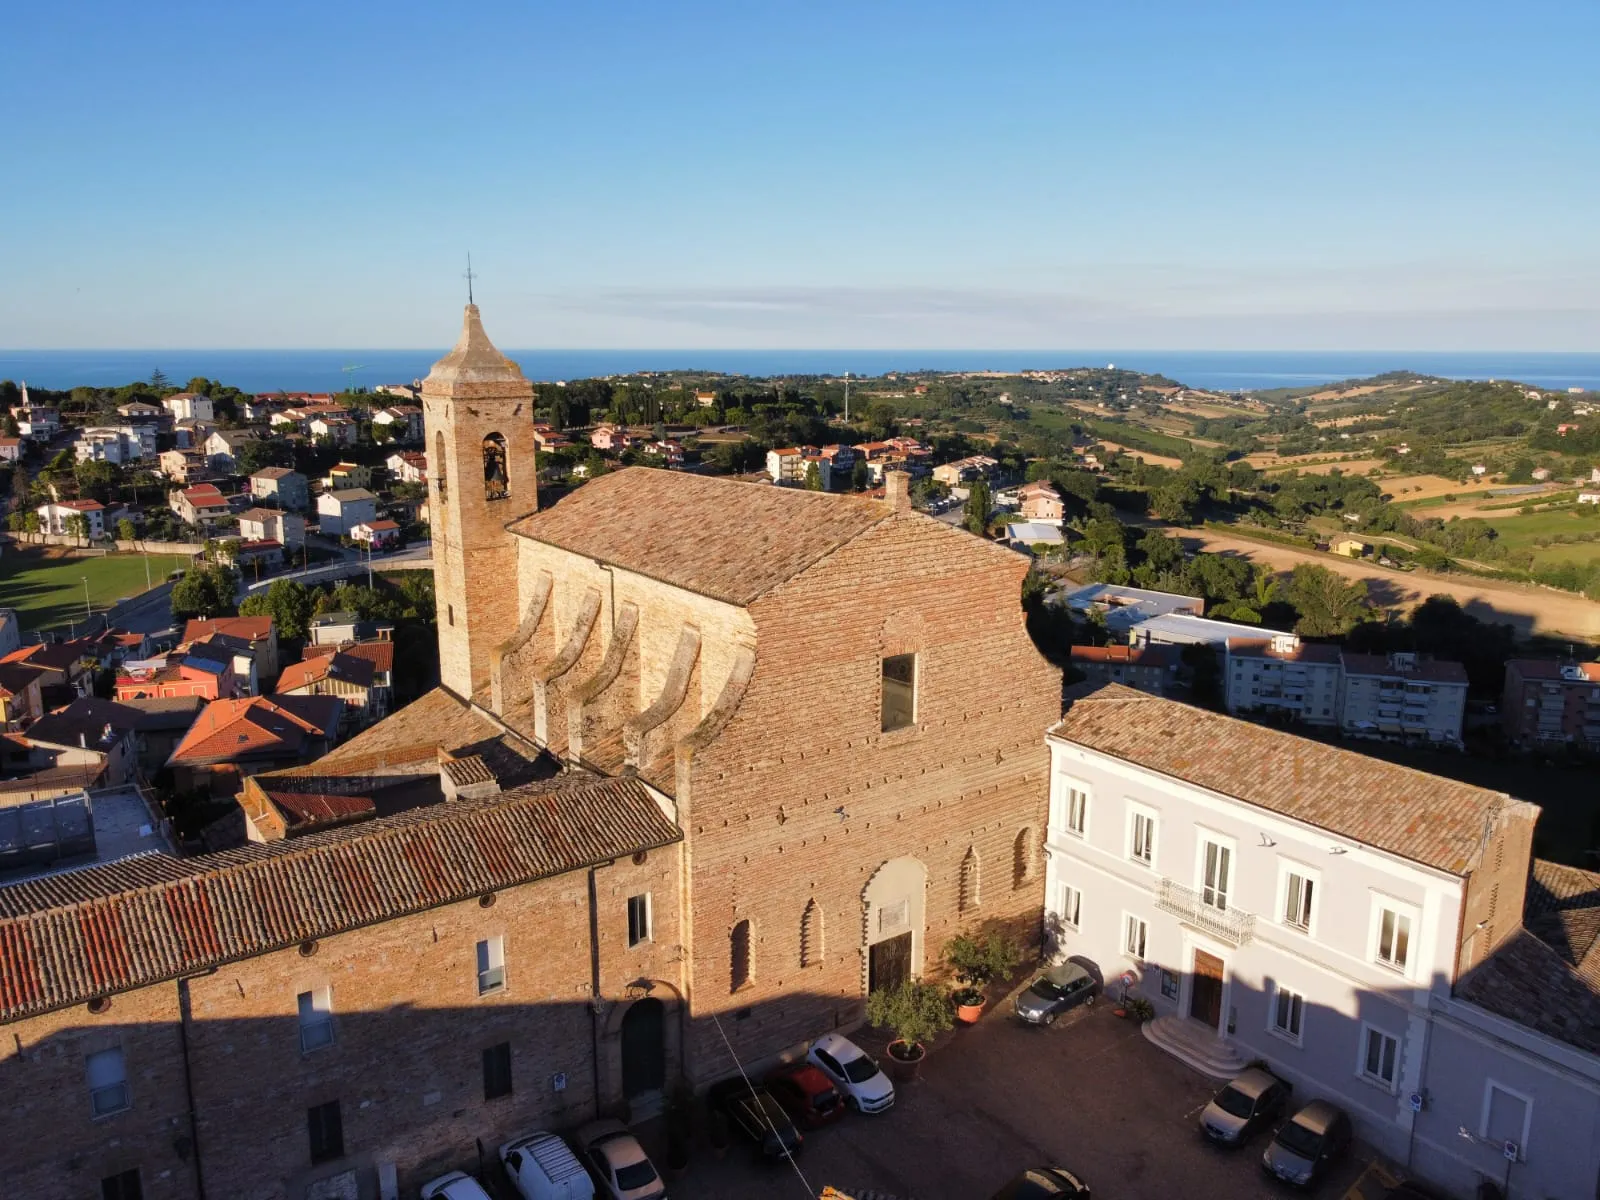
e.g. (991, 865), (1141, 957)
(866, 979), (954, 1080)
(943, 931), (1023, 1023)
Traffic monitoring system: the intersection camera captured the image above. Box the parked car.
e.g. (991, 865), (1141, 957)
(708, 1076), (805, 1160)
(573, 1119), (666, 1200)
(501, 1130), (597, 1200)
(806, 1032), (895, 1113)
(420, 1172), (494, 1200)
(764, 1063), (844, 1128)
(988, 1166), (1092, 1198)
(1198, 1068), (1291, 1146)
(1014, 957), (1103, 1026)
(1261, 1099), (1352, 1186)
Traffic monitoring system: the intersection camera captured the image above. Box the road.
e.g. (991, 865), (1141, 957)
(1167, 526), (1600, 640)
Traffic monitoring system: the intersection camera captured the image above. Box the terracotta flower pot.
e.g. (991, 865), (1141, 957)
(885, 1039), (925, 1082)
(956, 999), (985, 1024)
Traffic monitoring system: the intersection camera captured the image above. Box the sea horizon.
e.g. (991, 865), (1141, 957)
(2, 348), (1597, 396)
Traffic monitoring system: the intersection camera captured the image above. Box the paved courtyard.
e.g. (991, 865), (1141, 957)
(655, 996), (1373, 1200)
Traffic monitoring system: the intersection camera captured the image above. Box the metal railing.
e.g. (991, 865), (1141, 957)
(1155, 878), (1256, 945)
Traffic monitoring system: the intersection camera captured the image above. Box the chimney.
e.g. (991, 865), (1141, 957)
(885, 470), (912, 514)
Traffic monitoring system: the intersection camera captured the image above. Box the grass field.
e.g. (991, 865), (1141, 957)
(0, 547), (194, 632)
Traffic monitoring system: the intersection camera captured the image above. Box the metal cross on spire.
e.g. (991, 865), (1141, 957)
(464, 254), (477, 305)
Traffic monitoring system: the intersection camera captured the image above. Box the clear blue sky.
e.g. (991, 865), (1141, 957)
(3, 1), (1596, 350)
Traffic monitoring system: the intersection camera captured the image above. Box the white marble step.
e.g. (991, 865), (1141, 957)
(1142, 1014), (1248, 1080)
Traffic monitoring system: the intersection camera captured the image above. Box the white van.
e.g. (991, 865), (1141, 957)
(500, 1131), (597, 1200)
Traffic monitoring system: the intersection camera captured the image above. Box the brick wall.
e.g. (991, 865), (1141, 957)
(2, 843), (686, 1200)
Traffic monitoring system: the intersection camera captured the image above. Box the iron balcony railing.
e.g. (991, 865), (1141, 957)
(1155, 878), (1256, 946)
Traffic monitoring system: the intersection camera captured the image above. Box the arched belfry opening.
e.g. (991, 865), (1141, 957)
(483, 432), (509, 502)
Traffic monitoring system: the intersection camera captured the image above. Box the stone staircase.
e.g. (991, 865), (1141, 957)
(1141, 1015), (1248, 1080)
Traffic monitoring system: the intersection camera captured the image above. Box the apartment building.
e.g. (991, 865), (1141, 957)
(1225, 634), (1344, 726)
(250, 466), (311, 511)
(1342, 652), (1468, 746)
(1041, 686), (1600, 1200)
(36, 499), (106, 539)
(1500, 658), (1600, 749)
(1068, 643), (1182, 696)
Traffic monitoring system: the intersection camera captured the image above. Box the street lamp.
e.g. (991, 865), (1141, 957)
(81, 576), (91, 623)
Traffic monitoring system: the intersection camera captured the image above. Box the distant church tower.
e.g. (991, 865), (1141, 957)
(421, 305), (537, 700)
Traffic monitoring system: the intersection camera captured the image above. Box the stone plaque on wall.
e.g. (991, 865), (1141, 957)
(879, 899), (908, 933)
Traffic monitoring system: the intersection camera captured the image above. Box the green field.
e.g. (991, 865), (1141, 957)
(0, 547), (195, 632)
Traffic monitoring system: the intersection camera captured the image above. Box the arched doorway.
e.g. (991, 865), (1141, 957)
(863, 856), (928, 994)
(620, 997), (666, 1100)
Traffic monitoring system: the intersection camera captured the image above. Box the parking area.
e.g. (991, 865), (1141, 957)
(650, 998), (1371, 1200)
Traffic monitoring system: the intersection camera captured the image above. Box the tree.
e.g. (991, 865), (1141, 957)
(2, 413), (18, 437)
(239, 577), (316, 640)
(170, 565), (238, 622)
(6, 512), (24, 532)
(851, 457), (870, 491)
(866, 403), (899, 440)
(964, 478), (992, 536)
(64, 513), (88, 544)
(116, 518), (137, 542)
(74, 457), (119, 503)
(803, 462), (823, 491)
(1286, 563), (1369, 637)
(22, 511), (40, 535)
(149, 368), (170, 391)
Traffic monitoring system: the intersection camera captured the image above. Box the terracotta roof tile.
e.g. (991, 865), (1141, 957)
(509, 467), (893, 605)
(1049, 685), (1526, 874)
(169, 696), (339, 763)
(0, 776), (680, 1019)
(301, 640), (394, 674)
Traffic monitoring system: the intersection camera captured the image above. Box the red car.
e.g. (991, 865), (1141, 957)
(764, 1063), (844, 1128)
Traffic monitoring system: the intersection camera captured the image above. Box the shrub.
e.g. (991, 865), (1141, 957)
(944, 932), (1023, 1005)
(867, 980), (953, 1055)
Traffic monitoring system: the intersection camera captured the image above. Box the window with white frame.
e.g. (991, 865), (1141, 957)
(1360, 1025), (1399, 1089)
(1270, 984), (1305, 1043)
(297, 988), (334, 1052)
(1480, 1082), (1532, 1161)
(1199, 837), (1232, 911)
(1061, 785), (1088, 838)
(86, 1047), (130, 1117)
(1374, 902), (1413, 973)
(1058, 883), (1081, 930)
(1281, 866), (1316, 933)
(476, 936), (506, 995)
(1123, 914), (1147, 960)
(1128, 806), (1157, 867)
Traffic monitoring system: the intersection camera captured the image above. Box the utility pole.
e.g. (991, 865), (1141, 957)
(844, 372), (850, 424)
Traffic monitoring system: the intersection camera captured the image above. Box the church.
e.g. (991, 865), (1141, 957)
(0, 306), (1060, 1200)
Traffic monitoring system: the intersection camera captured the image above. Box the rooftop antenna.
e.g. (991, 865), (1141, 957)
(464, 254), (477, 306)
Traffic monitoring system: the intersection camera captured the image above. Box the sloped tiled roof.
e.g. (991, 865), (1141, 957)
(168, 695), (340, 763)
(509, 467), (893, 606)
(261, 787), (376, 830)
(0, 776), (680, 1019)
(302, 640), (394, 674)
(277, 652), (375, 693)
(297, 688), (501, 771)
(183, 616), (274, 645)
(1457, 927), (1600, 1054)
(1049, 685), (1524, 875)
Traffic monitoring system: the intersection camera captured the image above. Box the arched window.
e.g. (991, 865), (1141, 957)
(958, 847), (980, 916)
(800, 900), (821, 969)
(1013, 827), (1036, 890)
(730, 919), (752, 992)
(435, 432), (447, 501)
(483, 432), (509, 502)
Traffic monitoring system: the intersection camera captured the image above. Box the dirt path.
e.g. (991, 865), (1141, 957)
(1097, 441), (1186, 469)
(1168, 527), (1600, 640)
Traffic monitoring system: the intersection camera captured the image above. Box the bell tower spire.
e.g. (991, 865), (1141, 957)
(421, 303), (537, 702)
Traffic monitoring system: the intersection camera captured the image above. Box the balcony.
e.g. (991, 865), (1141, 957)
(1154, 878), (1256, 946)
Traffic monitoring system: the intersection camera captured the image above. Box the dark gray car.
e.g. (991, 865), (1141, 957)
(1261, 1098), (1352, 1185)
(1014, 957), (1103, 1026)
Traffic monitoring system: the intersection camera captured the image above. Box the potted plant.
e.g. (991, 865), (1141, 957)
(866, 979), (954, 1080)
(943, 932), (1023, 1023)
(1123, 996), (1155, 1022)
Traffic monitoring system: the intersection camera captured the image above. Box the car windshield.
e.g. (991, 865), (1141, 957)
(840, 1052), (880, 1083)
(1275, 1118), (1325, 1158)
(615, 1160), (659, 1190)
(757, 1094), (789, 1123)
(1029, 977), (1066, 999)
(1213, 1086), (1255, 1118)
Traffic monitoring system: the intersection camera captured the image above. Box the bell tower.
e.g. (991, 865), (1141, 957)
(421, 304), (537, 701)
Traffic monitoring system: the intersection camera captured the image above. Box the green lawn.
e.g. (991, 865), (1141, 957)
(1473, 507), (1600, 552)
(0, 547), (195, 632)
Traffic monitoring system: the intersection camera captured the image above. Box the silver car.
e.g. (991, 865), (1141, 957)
(1198, 1068), (1290, 1146)
(1261, 1099), (1352, 1186)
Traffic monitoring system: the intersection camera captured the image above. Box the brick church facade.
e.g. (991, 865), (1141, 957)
(0, 306), (1060, 1199)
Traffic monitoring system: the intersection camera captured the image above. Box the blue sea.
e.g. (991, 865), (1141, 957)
(1, 349), (1597, 395)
